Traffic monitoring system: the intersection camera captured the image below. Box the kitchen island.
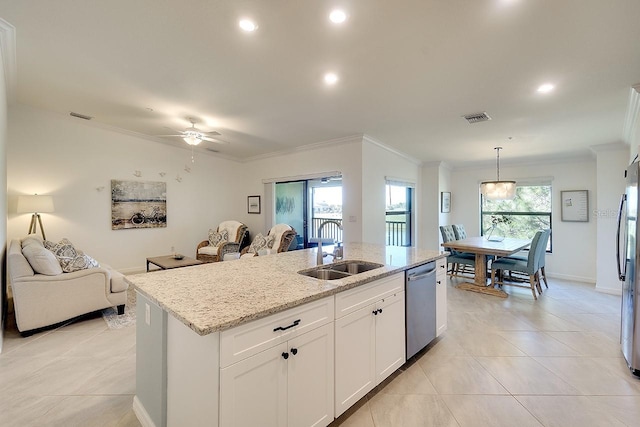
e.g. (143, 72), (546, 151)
(126, 243), (447, 427)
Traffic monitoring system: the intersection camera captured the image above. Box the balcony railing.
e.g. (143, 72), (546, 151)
(311, 217), (343, 243)
(310, 215), (410, 247)
(386, 211), (410, 247)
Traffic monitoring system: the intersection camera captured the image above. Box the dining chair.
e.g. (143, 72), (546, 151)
(439, 225), (475, 277)
(452, 224), (467, 240)
(490, 230), (544, 299)
(503, 229), (551, 288)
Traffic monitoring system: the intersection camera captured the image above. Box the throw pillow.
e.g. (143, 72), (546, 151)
(45, 238), (99, 273)
(247, 233), (269, 254)
(21, 234), (44, 248)
(22, 244), (63, 275)
(266, 234), (276, 249)
(208, 229), (229, 247)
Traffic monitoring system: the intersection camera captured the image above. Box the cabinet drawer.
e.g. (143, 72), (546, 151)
(335, 273), (403, 319)
(220, 296), (334, 368)
(436, 257), (447, 274)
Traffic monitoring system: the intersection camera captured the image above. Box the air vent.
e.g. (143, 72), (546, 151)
(462, 112), (491, 124)
(69, 111), (93, 120)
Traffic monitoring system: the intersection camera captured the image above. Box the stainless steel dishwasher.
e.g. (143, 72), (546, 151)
(405, 261), (437, 359)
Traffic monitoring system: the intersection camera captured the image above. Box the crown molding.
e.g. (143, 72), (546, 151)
(243, 134), (364, 163)
(589, 141), (628, 153)
(623, 84), (640, 146)
(0, 18), (17, 104)
(361, 134), (422, 166)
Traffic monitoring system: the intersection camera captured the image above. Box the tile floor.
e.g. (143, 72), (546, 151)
(1, 276), (638, 426)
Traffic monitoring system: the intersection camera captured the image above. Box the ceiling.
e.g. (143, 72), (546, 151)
(1, 0), (639, 166)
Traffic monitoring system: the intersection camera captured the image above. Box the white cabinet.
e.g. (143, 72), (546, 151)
(334, 274), (405, 417)
(220, 296), (334, 427)
(436, 257), (447, 337)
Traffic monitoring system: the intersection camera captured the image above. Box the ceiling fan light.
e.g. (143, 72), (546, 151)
(183, 135), (202, 146)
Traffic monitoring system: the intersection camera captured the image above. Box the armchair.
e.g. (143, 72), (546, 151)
(196, 220), (249, 263)
(240, 224), (297, 258)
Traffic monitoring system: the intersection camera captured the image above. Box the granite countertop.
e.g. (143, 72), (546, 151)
(125, 243), (448, 336)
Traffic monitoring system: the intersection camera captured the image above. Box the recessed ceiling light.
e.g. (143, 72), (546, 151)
(324, 73), (339, 85)
(329, 9), (347, 24)
(239, 19), (257, 32)
(537, 83), (555, 93)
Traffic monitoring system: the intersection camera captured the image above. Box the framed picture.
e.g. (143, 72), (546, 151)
(441, 192), (451, 213)
(561, 190), (589, 222)
(248, 195), (261, 214)
(111, 180), (167, 230)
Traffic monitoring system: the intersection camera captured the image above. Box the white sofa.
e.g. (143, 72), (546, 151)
(8, 238), (128, 335)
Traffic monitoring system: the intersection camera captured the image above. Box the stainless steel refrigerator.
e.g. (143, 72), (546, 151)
(617, 161), (640, 376)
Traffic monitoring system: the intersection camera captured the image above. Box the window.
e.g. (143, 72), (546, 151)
(481, 184), (552, 251)
(386, 183), (414, 246)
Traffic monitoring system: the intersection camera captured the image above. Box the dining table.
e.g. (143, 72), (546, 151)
(441, 236), (531, 297)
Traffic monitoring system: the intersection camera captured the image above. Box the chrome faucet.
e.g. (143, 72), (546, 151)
(317, 220), (344, 262)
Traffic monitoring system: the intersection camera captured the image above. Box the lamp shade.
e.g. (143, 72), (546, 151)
(480, 181), (517, 200)
(17, 195), (55, 213)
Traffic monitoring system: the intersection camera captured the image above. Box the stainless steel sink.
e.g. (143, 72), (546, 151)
(298, 269), (351, 280)
(298, 260), (384, 280)
(328, 261), (384, 274)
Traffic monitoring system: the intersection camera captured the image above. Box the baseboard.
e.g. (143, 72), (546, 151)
(133, 395), (156, 427)
(595, 285), (622, 296)
(120, 266), (147, 275)
(546, 272), (595, 284)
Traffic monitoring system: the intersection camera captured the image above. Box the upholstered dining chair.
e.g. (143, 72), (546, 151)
(490, 230), (545, 299)
(503, 229), (551, 288)
(452, 224), (467, 240)
(439, 225), (475, 277)
(196, 220), (249, 263)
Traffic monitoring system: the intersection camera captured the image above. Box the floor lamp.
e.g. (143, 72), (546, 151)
(17, 194), (55, 240)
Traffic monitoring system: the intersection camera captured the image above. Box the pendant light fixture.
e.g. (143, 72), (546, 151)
(480, 146), (516, 200)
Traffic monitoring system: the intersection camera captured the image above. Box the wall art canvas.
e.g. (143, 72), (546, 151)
(111, 180), (167, 230)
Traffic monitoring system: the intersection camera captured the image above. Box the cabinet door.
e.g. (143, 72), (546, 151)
(374, 291), (406, 385)
(220, 343), (288, 427)
(436, 270), (447, 337)
(288, 323), (334, 427)
(334, 303), (376, 417)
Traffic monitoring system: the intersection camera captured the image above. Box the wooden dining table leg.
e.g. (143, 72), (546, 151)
(474, 253), (488, 286)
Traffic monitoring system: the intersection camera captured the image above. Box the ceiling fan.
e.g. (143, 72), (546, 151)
(157, 118), (228, 146)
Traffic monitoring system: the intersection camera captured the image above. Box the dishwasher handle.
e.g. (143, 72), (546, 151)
(407, 269), (437, 282)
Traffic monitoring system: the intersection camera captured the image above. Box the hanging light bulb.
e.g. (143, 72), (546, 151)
(480, 147), (516, 200)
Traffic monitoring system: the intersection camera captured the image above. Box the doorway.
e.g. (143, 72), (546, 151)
(275, 176), (342, 250)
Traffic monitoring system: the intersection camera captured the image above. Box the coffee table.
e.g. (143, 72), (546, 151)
(146, 255), (203, 272)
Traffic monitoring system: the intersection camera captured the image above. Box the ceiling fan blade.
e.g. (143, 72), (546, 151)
(201, 136), (229, 144)
(199, 129), (222, 136)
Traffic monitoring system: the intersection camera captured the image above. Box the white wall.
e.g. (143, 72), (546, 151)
(7, 105), (243, 272)
(594, 145), (629, 294)
(361, 139), (420, 245)
(451, 157), (598, 282)
(0, 36), (8, 352)
(240, 136), (364, 244)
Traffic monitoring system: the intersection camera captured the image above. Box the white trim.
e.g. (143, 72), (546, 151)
(133, 395), (157, 427)
(385, 176), (416, 188)
(595, 285), (622, 296)
(590, 142), (628, 153)
(362, 134), (422, 165)
(546, 272), (595, 284)
(245, 134), (363, 163)
(623, 84), (640, 146)
(0, 18), (17, 104)
(262, 170), (342, 184)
